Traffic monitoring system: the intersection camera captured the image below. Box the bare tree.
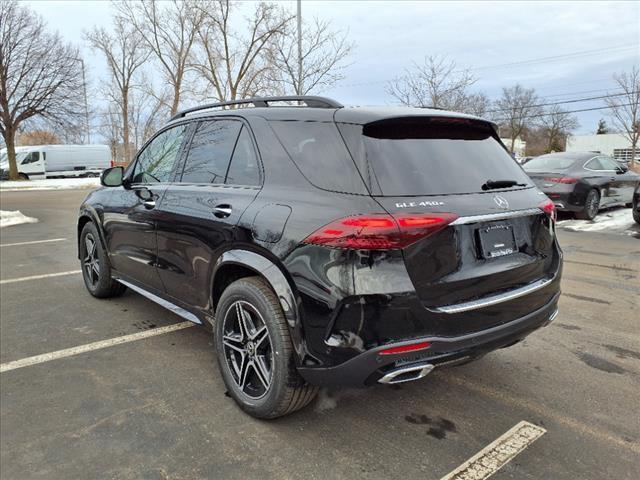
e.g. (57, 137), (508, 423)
(606, 66), (640, 167)
(493, 84), (542, 153)
(17, 129), (60, 146)
(129, 82), (169, 152)
(86, 17), (149, 162)
(387, 56), (477, 110)
(0, 1), (85, 180)
(271, 16), (353, 95)
(114, 0), (203, 116)
(193, 0), (291, 102)
(461, 92), (491, 118)
(538, 104), (579, 152)
(96, 104), (122, 163)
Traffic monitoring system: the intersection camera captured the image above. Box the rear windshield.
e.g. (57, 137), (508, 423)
(523, 155), (576, 171)
(338, 117), (530, 196)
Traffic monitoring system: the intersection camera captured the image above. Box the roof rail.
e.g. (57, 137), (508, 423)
(170, 95), (343, 121)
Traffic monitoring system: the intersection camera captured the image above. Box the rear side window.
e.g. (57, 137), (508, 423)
(225, 126), (260, 186)
(584, 158), (606, 170)
(524, 155), (576, 171)
(181, 120), (242, 184)
(339, 117), (531, 196)
(270, 121), (367, 194)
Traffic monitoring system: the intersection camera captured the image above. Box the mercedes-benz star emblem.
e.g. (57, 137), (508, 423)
(493, 195), (509, 210)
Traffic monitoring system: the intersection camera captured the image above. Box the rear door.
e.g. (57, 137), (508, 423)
(155, 118), (262, 312)
(338, 117), (560, 334)
(103, 123), (189, 291)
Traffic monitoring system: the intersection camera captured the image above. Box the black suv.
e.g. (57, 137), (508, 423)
(78, 96), (562, 418)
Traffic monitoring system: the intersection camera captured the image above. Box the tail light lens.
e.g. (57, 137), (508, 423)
(379, 341), (431, 356)
(303, 212), (458, 249)
(539, 199), (556, 222)
(544, 176), (578, 184)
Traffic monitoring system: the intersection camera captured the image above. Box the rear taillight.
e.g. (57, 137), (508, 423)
(379, 341), (431, 356)
(544, 176), (577, 184)
(539, 199), (556, 222)
(303, 212), (458, 250)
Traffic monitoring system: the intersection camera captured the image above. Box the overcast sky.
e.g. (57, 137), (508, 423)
(26, 0), (640, 136)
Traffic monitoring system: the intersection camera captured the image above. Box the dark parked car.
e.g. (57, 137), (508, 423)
(523, 152), (639, 220)
(78, 96), (562, 418)
(633, 182), (640, 225)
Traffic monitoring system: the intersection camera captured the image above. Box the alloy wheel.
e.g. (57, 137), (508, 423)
(586, 191), (599, 219)
(222, 300), (273, 399)
(83, 233), (100, 287)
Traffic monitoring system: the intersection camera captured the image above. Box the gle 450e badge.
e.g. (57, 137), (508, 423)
(395, 201), (445, 208)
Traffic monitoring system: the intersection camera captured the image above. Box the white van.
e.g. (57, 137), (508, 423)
(0, 144), (111, 180)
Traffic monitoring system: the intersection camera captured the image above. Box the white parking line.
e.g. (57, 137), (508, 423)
(0, 270), (81, 285)
(0, 321), (195, 373)
(440, 421), (546, 480)
(0, 238), (67, 247)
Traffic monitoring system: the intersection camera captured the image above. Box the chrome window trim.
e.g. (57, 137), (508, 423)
(450, 208), (542, 225)
(433, 277), (554, 314)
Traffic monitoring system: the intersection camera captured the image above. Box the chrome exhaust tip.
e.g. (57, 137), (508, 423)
(548, 308), (559, 322)
(378, 363), (435, 385)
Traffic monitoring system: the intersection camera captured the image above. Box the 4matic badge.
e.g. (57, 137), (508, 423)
(395, 201), (445, 208)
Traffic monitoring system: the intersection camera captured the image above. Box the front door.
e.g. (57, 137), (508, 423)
(155, 119), (262, 311)
(103, 123), (190, 292)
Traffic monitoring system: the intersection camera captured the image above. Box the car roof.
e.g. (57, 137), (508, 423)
(537, 151), (600, 161)
(166, 103), (493, 128)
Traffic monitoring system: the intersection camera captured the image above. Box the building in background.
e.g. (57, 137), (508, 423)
(566, 133), (637, 162)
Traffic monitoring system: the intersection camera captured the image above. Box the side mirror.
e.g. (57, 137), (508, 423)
(100, 166), (124, 187)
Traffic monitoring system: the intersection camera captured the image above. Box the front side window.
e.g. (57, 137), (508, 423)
(180, 120), (242, 184)
(132, 125), (187, 184)
(21, 152), (40, 164)
(598, 156), (620, 171)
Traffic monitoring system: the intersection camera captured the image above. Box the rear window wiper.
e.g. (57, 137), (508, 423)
(481, 179), (527, 190)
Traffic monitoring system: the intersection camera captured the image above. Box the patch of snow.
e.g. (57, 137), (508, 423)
(557, 207), (636, 235)
(0, 177), (100, 191)
(0, 210), (38, 228)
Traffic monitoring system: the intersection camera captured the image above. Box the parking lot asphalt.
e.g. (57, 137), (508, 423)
(1, 189), (639, 480)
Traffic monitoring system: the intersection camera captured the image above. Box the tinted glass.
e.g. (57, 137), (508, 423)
(132, 125), (187, 183)
(524, 154), (576, 171)
(340, 118), (530, 196)
(270, 121), (367, 194)
(584, 158), (606, 170)
(599, 156), (620, 170)
(21, 152), (40, 164)
(225, 126), (260, 186)
(180, 120), (242, 184)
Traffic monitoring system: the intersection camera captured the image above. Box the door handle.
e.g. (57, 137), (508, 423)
(214, 204), (232, 218)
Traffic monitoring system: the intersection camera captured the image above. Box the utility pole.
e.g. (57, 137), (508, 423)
(297, 0), (302, 95)
(79, 58), (90, 144)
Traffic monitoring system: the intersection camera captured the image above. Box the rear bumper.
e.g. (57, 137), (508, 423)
(297, 290), (560, 387)
(544, 191), (583, 212)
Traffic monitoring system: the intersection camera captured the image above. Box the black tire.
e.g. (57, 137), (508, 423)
(576, 189), (599, 220)
(633, 206), (640, 225)
(215, 277), (318, 419)
(79, 222), (127, 298)
(18, 173), (28, 180)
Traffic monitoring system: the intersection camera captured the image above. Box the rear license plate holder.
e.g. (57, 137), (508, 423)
(478, 224), (516, 258)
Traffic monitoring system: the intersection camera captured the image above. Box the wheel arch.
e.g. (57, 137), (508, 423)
(77, 207), (108, 261)
(211, 249), (309, 365)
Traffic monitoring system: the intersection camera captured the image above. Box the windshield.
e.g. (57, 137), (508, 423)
(339, 117), (531, 196)
(523, 155), (576, 171)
